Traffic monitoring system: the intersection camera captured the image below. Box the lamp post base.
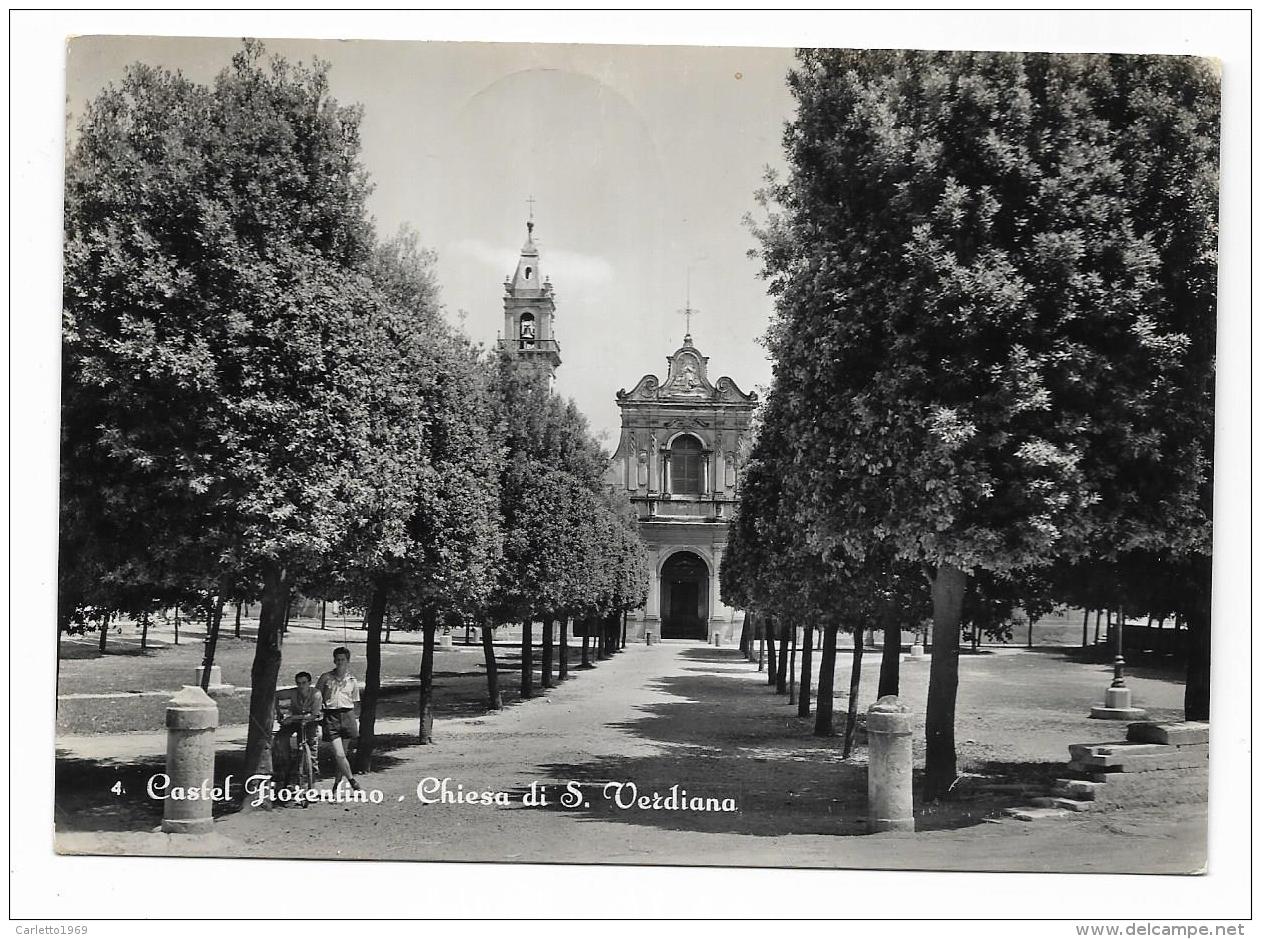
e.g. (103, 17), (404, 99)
(1090, 684), (1147, 720)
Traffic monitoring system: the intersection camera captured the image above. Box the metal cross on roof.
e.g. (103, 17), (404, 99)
(678, 303), (699, 340)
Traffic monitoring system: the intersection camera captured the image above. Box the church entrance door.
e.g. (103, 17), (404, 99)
(659, 551), (708, 639)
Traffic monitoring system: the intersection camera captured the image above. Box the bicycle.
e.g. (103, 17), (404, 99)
(275, 713), (321, 805)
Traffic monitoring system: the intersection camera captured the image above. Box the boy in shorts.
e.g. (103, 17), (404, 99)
(316, 646), (363, 792)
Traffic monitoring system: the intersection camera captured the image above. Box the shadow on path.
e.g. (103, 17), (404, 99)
(517, 647), (1021, 838)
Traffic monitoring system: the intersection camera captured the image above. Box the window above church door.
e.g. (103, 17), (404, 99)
(671, 435), (704, 495)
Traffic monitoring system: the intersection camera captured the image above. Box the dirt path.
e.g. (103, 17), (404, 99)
(56, 642), (1204, 872)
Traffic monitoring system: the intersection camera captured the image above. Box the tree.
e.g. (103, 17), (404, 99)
(328, 229), (501, 766)
(64, 41), (391, 781)
(753, 50), (1216, 798)
(487, 353), (633, 699)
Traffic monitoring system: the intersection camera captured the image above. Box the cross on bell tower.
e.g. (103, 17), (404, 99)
(499, 210), (561, 382)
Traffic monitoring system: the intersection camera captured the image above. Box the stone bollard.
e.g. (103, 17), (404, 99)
(645, 631), (655, 645)
(193, 665), (236, 699)
(711, 631), (721, 647)
(162, 685), (219, 834)
(908, 643), (925, 660)
(866, 696), (914, 833)
(439, 633), (453, 649)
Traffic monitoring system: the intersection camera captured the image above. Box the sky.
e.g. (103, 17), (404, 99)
(66, 36), (797, 444)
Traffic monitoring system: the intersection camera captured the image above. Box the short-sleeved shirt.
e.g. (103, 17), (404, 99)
(317, 670), (361, 710)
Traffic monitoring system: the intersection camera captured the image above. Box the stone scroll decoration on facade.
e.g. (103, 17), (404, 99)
(606, 335), (757, 641)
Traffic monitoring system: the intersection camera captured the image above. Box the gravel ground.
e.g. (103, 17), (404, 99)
(55, 639), (1204, 873)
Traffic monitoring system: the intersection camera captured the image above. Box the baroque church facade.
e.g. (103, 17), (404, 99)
(605, 334), (757, 639)
(497, 221), (756, 641)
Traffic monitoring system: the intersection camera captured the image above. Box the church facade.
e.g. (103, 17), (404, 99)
(496, 220), (756, 641)
(606, 333), (757, 640)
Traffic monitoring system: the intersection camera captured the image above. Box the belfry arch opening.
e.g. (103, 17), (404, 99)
(659, 550), (709, 639)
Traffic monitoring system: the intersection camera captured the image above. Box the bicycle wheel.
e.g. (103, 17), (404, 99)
(297, 739), (315, 790)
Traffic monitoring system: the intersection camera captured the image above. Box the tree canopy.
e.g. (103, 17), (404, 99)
(747, 49), (1219, 793)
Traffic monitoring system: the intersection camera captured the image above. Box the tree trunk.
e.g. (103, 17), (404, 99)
(243, 565), (291, 779)
(321, 600), (327, 630)
(541, 617), (554, 689)
(282, 591), (293, 635)
(418, 609), (437, 744)
(758, 635), (765, 671)
(1027, 616), (1035, 649)
(1081, 608), (1090, 648)
(173, 607), (179, 645)
(199, 592), (226, 692)
(354, 583), (387, 772)
(384, 612), (392, 644)
(559, 616), (570, 680)
(843, 625), (864, 758)
(234, 601), (243, 639)
(738, 614), (751, 656)
(925, 562), (968, 801)
(140, 611), (150, 651)
(98, 611), (110, 653)
(878, 620), (901, 698)
(595, 618), (605, 660)
(521, 619), (534, 698)
(798, 619), (813, 718)
(580, 619), (591, 668)
(482, 620), (502, 709)
(621, 611), (628, 650)
(813, 622), (839, 736)
(788, 623), (797, 705)
(775, 617), (789, 694)
(765, 622), (777, 687)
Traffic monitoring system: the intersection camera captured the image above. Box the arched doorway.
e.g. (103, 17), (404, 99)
(659, 551), (709, 639)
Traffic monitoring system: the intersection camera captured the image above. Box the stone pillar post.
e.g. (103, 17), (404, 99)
(866, 695), (914, 833)
(162, 685), (219, 834)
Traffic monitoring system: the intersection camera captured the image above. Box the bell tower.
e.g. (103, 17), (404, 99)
(499, 218), (561, 382)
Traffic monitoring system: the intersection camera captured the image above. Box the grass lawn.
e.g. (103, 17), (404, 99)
(57, 618), (591, 734)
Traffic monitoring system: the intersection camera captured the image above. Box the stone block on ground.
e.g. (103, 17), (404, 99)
(1032, 796), (1094, 813)
(1126, 721), (1210, 746)
(1069, 744), (1208, 774)
(1003, 806), (1071, 821)
(1053, 779), (1104, 801)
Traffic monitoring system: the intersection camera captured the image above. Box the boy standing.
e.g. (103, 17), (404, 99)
(316, 646), (362, 792)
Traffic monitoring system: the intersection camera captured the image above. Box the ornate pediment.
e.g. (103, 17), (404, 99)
(714, 376), (756, 403)
(617, 375), (660, 401)
(661, 345), (713, 399)
(616, 339), (757, 406)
